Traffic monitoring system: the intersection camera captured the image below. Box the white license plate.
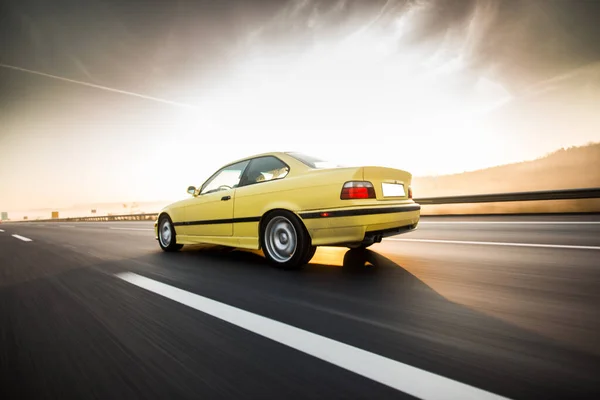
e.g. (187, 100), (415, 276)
(381, 183), (405, 197)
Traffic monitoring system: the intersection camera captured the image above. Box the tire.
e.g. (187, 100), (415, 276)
(301, 245), (317, 265)
(158, 215), (183, 252)
(260, 210), (312, 270)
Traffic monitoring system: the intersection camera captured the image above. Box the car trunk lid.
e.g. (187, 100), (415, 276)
(362, 166), (413, 201)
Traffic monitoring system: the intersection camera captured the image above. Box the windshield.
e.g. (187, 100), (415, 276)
(286, 152), (343, 169)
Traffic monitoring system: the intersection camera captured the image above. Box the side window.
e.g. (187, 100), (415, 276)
(200, 160), (250, 195)
(239, 156), (290, 187)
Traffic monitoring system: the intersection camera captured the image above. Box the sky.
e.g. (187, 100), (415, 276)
(1, 0), (600, 211)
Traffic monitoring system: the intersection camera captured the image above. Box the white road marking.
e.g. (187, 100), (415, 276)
(109, 227), (154, 231)
(386, 238), (600, 250)
(115, 272), (511, 400)
(59, 225), (76, 228)
(419, 221), (600, 225)
(12, 234), (33, 242)
(0, 229), (4, 232)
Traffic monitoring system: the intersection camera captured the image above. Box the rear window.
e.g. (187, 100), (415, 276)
(286, 152), (342, 169)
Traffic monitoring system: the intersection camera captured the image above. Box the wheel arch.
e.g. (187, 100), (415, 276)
(157, 211), (179, 235)
(157, 211), (172, 222)
(258, 208), (312, 250)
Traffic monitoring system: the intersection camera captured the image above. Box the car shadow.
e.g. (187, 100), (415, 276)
(96, 245), (600, 400)
(179, 245), (400, 275)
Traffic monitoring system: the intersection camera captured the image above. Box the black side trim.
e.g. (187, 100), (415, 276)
(172, 204), (420, 226)
(173, 216), (261, 226)
(299, 204), (421, 219)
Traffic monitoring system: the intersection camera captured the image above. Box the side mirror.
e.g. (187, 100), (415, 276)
(187, 186), (196, 195)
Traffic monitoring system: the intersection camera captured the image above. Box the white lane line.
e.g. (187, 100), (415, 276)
(115, 272), (511, 400)
(12, 234), (33, 242)
(59, 225), (76, 228)
(419, 221), (600, 225)
(0, 229), (4, 232)
(109, 227), (154, 231)
(386, 238), (600, 250)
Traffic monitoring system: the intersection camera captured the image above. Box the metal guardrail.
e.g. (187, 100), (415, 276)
(416, 187), (600, 205)
(7, 187), (600, 222)
(17, 214), (161, 222)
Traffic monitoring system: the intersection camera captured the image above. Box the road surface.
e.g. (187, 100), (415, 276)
(1, 215), (599, 399)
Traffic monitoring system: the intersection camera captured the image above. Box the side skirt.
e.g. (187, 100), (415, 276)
(176, 235), (260, 250)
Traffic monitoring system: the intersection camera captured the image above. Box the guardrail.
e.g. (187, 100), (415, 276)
(7, 187), (600, 222)
(416, 187), (600, 205)
(17, 213), (161, 222)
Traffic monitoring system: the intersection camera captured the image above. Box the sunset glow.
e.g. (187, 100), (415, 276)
(1, 0), (599, 215)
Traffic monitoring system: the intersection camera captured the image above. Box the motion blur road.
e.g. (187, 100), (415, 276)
(1, 215), (599, 399)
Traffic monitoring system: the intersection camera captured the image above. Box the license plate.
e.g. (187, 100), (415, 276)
(381, 183), (405, 197)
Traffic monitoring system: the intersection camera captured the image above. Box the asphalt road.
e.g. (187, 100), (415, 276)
(1, 215), (599, 399)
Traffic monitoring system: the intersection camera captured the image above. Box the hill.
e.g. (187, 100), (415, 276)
(412, 142), (600, 197)
(5, 144), (599, 220)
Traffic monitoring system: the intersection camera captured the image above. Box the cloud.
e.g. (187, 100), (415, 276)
(240, 0), (600, 95)
(1, 0), (599, 211)
(3, 0), (599, 100)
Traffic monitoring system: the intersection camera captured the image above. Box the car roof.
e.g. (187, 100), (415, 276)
(227, 151), (292, 166)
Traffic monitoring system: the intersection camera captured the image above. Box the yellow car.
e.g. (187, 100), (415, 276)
(155, 152), (420, 269)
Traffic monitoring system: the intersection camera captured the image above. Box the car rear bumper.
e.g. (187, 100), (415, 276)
(298, 203), (420, 246)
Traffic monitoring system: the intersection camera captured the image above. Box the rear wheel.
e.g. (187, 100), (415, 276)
(261, 211), (312, 270)
(302, 245), (317, 265)
(158, 215), (183, 252)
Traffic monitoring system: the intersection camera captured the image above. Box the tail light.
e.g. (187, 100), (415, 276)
(408, 186), (413, 199)
(341, 181), (376, 200)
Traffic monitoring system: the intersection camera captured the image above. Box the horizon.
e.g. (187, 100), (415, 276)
(2, 1), (600, 211)
(3, 140), (599, 219)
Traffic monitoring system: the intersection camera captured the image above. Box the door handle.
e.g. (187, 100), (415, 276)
(221, 195), (231, 201)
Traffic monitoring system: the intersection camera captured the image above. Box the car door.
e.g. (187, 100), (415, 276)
(185, 160), (250, 237)
(233, 156), (291, 239)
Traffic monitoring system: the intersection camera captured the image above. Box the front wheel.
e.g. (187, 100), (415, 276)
(158, 216), (183, 252)
(261, 211), (312, 270)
